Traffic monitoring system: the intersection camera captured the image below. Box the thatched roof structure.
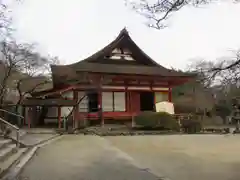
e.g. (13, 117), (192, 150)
(50, 28), (195, 87)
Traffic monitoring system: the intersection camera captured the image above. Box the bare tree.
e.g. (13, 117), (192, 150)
(187, 53), (240, 106)
(0, 41), (59, 110)
(126, 0), (236, 29)
(0, 0), (21, 38)
(187, 59), (215, 88)
(188, 51), (240, 87)
(127, 0), (240, 78)
(211, 52), (240, 86)
(15, 57), (59, 108)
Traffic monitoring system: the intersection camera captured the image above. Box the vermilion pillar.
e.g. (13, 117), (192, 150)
(98, 90), (104, 127)
(58, 106), (61, 129)
(125, 86), (127, 112)
(129, 92), (135, 127)
(168, 88), (172, 102)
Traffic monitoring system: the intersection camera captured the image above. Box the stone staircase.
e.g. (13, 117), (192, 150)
(0, 109), (60, 178)
(0, 127), (60, 179)
(0, 136), (27, 178)
(0, 116), (28, 178)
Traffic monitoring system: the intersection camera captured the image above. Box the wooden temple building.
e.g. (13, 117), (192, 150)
(22, 28), (194, 128)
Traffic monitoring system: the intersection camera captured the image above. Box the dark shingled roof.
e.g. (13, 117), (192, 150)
(77, 28), (160, 66)
(51, 28), (194, 86)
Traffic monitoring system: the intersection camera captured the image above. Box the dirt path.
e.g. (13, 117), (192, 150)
(18, 135), (160, 180)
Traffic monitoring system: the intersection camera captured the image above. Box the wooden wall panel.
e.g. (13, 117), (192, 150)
(130, 92), (140, 113)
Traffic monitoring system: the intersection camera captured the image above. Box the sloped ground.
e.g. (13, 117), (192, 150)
(18, 135), (160, 180)
(7, 128), (59, 147)
(18, 134), (240, 180)
(106, 135), (240, 180)
(19, 133), (59, 146)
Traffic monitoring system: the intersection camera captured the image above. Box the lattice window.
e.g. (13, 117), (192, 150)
(102, 92), (126, 112)
(108, 48), (135, 61)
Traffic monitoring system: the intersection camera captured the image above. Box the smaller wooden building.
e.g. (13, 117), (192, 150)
(22, 28), (194, 128)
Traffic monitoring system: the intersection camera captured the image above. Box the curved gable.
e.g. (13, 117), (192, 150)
(72, 28), (162, 66)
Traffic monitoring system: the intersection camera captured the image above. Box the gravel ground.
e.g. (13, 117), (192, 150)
(18, 135), (161, 180)
(106, 134), (240, 180)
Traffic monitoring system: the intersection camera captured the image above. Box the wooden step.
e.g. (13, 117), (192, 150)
(0, 144), (17, 162)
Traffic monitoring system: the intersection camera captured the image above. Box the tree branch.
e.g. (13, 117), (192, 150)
(127, 0), (231, 29)
(0, 41), (58, 108)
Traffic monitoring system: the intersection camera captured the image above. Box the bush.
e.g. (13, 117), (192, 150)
(159, 112), (180, 131)
(181, 118), (202, 133)
(134, 111), (180, 131)
(134, 111), (159, 128)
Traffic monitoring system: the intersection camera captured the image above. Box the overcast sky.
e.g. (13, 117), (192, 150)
(11, 0), (240, 70)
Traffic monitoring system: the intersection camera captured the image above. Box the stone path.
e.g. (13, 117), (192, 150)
(106, 135), (240, 180)
(8, 128), (58, 147)
(19, 134), (59, 146)
(18, 135), (161, 180)
(18, 134), (240, 180)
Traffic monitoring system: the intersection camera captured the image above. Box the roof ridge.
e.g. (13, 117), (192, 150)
(119, 27), (129, 35)
(58, 28), (168, 68)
